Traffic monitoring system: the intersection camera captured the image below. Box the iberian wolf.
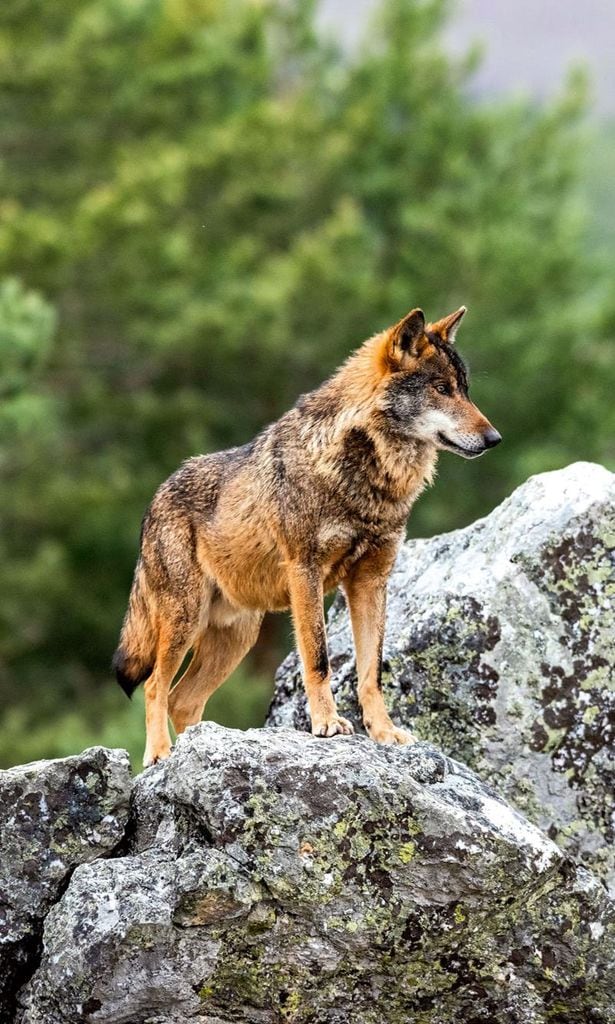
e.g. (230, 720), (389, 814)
(113, 306), (501, 766)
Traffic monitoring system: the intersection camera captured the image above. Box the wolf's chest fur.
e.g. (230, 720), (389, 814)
(192, 421), (436, 613)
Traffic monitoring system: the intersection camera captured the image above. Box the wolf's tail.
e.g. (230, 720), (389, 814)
(112, 563), (156, 699)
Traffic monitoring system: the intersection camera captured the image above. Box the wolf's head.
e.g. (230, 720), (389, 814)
(376, 306), (501, 458)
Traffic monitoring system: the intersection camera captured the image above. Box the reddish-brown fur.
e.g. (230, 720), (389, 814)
(113, 306), (500, 766)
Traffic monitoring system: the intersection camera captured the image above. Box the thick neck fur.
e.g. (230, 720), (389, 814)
(291, 332), (438, 507)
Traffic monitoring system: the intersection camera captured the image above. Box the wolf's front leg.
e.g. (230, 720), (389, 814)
(287, 561), (354, 737)
(343, 545), (416, 745)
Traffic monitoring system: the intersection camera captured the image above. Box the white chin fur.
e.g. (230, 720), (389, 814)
(443, 443), (485, 460)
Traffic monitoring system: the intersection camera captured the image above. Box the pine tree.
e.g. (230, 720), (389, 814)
(0, 0), (611, 763)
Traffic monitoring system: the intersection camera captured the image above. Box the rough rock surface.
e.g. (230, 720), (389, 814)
(15, 724), (615, 1024)
(0, 747), (131, 1022)
(269, 463), (615, 891)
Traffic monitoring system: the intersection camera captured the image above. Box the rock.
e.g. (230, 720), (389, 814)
(0, 747), (132, 1021)
(16, 724), (615, 1023)
(6, 463), (615, 1021)
(268, 462), (615, 892)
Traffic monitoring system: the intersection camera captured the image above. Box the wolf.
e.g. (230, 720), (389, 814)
(113, 306), (501, 766)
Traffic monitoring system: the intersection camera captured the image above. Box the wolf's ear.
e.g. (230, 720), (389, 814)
(429, 306), (467, 345)
(386, 308), (426, 367)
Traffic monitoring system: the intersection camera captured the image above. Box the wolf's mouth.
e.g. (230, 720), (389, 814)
(437, 432), (484, 459)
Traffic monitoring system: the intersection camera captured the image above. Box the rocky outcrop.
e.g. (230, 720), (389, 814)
(14, 725), (615, 1023)
(0, 747), (131, 1023)
(269, 462), (615, 892)
(3, 463), (614, 1023)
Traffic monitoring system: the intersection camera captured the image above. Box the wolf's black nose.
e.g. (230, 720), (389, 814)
(483, 428), (502, 449)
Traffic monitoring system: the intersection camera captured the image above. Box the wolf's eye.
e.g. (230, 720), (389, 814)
(435, 382), (452, 396)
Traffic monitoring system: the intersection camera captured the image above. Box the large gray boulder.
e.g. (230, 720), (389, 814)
(0, 747), (131, 1022)
(16, 724), (615, 1024)
(269, 462), (615, 892)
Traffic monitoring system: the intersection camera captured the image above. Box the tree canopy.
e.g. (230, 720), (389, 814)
(0, 0), (612, 767)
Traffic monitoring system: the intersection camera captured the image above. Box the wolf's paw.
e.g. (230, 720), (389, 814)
(312, 715), (355, 738)
(368, 723), (416, 746)
(143, 742), (172, 768)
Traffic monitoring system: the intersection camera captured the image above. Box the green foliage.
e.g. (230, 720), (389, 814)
(0, 0), (613, 766)
(0, 665), (272, 772)
(584, 121), (615, 256)
(0, 277), (56, 397)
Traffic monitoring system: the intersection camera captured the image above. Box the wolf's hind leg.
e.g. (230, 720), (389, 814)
(168, 610), (263, 736)
(143, 626), (193, 768)
(142, 590), (206, 768)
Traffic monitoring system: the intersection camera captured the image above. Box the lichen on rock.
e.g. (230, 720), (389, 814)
(4, 462), (615, 1023)
(0, 747), (131, 1022)
(270, 462), (615, 893)
(15, 725), (615, 1023)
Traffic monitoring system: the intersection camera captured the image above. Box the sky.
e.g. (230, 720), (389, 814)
(318, 0), (615, 116)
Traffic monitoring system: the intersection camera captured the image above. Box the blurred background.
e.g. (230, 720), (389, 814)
(0, 0), (613, 770)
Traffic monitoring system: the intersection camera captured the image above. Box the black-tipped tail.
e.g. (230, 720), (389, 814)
(112, 647), (153, 700)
